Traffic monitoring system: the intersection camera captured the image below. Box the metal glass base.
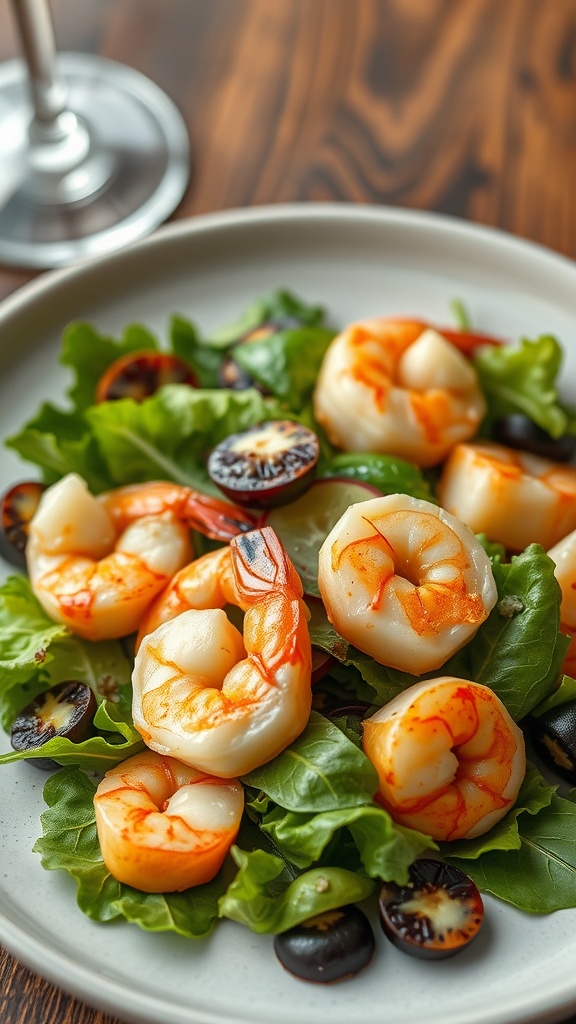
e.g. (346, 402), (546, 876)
(0, 53), (190, 269)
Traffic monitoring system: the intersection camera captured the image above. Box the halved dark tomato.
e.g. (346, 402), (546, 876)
(95, 350), (197, 402)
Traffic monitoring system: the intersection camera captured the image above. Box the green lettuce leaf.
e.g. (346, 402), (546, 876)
(85, 385), (291, 492)
(218, 846), (375, 933)
(6, 402), (112, 491)
(33, 769), (224, 936)
(0, 575), (67, 698)
(261, 803), (434, 881)
(0, 576), (140, 768)
(474, 335), (576, 438)
(241, 711), (378, 812)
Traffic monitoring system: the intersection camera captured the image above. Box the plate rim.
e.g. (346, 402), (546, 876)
(2, 201), (576, 1024)
(2, 201), (576, 326)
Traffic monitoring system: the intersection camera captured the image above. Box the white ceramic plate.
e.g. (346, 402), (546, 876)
(1, 204), (576, 1024)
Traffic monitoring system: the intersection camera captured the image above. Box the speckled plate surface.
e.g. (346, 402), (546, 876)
(1, 204), (575, 1024)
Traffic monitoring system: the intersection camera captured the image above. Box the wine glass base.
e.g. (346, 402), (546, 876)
(0, 53), (190, 269)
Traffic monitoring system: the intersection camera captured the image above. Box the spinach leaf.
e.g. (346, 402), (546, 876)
(218, 846), (375, 934)
(447, 787), (576, 912)
(242, 711), (378, 812)
(211, 290), (325, 344)
(234, 326), (334, 410)
(449, 545), (568, 719)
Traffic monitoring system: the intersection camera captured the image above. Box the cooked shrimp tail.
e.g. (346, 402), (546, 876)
(26, 473), (256, 641)
(132, 526), (312, 778)
(313, 318), (486, 467)
(318, 493), (497, 675)
(94, 749), (244, 892)
(179, 488), (257, 541)
(362, 676), (526, 841)
(99, 480), (257, 543)
(232, 526), (304, 597)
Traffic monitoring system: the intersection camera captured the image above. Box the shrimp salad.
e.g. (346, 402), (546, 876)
(1, 290), (576, 973)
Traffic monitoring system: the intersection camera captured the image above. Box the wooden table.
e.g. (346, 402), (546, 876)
(1, 1), (576, 1022)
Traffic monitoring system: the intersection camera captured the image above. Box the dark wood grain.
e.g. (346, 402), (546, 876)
(1, 1), (576, 1022)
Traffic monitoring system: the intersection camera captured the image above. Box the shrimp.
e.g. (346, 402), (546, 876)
(131, 526), (312, 778)
(94, 749), (244, 892)
(26, 472), (255, 641)
(362, 676), (526, 841)
(317, 494), (497, 676)
(439, 441), (576, 551)
(313, 319), (486, 467)
(548, 529), (576, 675)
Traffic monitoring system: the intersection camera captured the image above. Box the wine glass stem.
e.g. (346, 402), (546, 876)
(11, 0), (68, 134)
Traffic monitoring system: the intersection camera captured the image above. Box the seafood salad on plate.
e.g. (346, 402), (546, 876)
(1, 289), (576, 982)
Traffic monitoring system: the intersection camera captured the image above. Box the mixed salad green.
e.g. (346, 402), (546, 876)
(2, 289), (576, 942)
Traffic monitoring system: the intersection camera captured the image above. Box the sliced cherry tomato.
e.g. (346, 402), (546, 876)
(392, 319), (503, 357)
(0, 481), (46, 567)
(439, 327), (503, 355)
(95, 351), (197, 402)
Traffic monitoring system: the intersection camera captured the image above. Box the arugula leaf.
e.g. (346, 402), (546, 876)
(218, 846), (375, 933)
(474, 335), (576, 438)
(34, 769), (224, 936)
(242, 711), (378, 812)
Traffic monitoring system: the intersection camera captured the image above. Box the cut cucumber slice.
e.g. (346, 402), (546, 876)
(262, 478), (380, 596)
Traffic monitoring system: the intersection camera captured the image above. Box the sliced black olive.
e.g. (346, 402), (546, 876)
(529, 700), (576, 784)
(0, 481), (46, 568)
(274, 905), (375, 984)
(218, 315), (304, 391)
(95, 350), (197, 402)
(10, 679), (97, 770)
(208, 421), (320, 508)
(378, 859), (484, 960)
(492, 414), (576, 462)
